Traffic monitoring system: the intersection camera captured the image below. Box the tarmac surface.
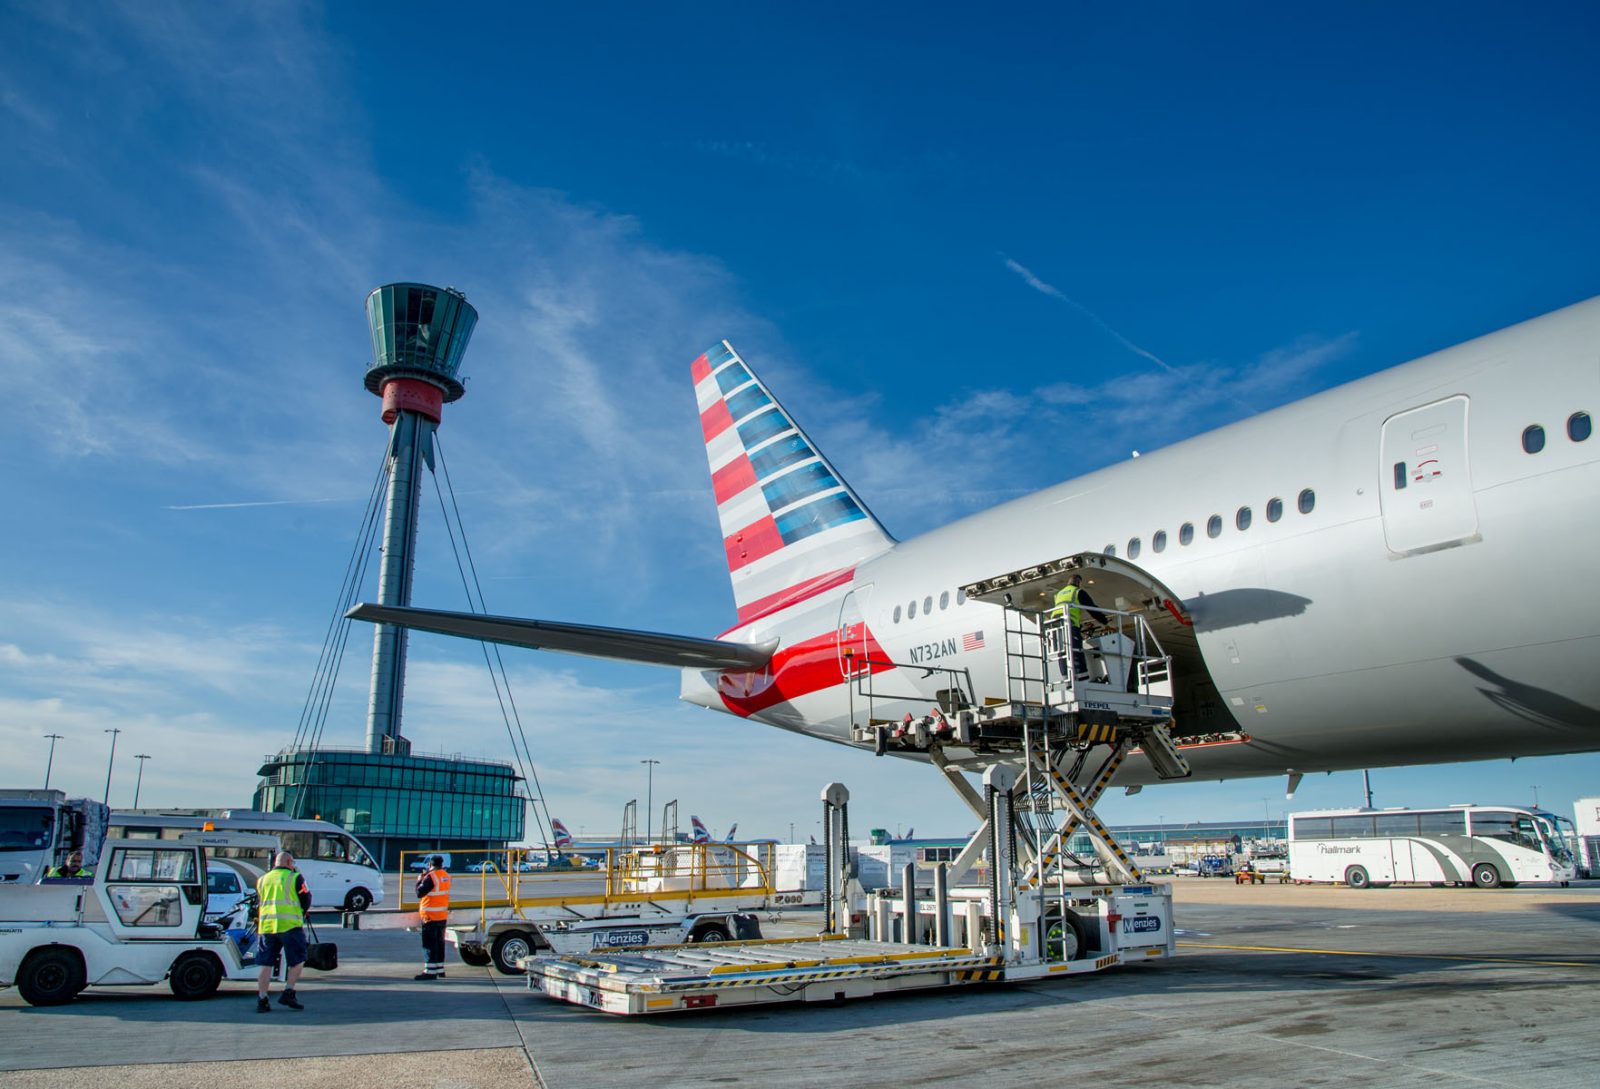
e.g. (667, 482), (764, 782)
(2, 880), (1596, 1088)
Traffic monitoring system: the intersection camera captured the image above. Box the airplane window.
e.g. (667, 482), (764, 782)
(1178, 522), (1194, 546)
(1103, 544), (1116, 557)
(1522, 424), (1546, 453)
(923, 595), (933, 615)
(939, 591), (950, 611)
(1206, 515), (1222, 539)
(908, 600), (918, 619)
(1127, 537), (1141, 559)
(1393, 462), (1407, 490)
(1152, 530), (1167, 553)
(1266, 497), (1283, 522)
(956, 589), (967, 605)
(893, 605), (902, 624)
(1568, 412), (1591, 442)
(1298, 488), (1315, 514)
(1236, 506), (1252, 531)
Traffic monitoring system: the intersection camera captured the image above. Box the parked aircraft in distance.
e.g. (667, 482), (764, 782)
(690, 817), (739, 843)
(353, 295), (1600, 792)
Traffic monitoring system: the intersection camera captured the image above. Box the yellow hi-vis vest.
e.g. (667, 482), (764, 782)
(1051, 585), (1083, 627)
(419, 869), (452, 921)
(257, 868), (305, 934)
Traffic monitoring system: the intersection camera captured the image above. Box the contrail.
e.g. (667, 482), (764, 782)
(1002, 256), (1180, 375)
(166, 498), (340, 511)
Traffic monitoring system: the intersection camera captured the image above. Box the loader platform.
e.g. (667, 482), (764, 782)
(524, 936), (1003, 1015)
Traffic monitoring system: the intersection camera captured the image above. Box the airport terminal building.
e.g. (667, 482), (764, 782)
(253, 746), (524, 868)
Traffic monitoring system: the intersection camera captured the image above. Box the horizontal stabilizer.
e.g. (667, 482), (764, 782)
(347, 603), (776, 671)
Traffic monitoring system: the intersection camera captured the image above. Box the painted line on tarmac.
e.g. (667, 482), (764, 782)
(1178, 942), (1598, 969)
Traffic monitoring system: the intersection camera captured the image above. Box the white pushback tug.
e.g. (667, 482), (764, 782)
(522, 557), (1186, 1015)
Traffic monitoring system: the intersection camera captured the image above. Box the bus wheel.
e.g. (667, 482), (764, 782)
(1344, 866), (1371, 889)
(344, 888), (372, 913)
(491, 930), (533, 975)
(1472, 864), (1503, 889)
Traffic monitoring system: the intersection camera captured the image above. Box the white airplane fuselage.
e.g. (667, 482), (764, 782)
(681, 298), (1600, 783)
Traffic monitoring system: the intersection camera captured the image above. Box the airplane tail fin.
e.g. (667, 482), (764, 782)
(690, 816), (711, 844)
(551, 819), (573, 848)
(724, 822), (737, 841)
(693, 342), (895, 625)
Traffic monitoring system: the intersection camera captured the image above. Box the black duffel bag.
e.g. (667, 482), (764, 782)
(304, 921), (338, 971)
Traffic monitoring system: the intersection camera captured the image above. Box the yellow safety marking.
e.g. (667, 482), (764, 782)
(1177, 942), (1599, 969)
(645, 998), (675, 1009)
(1144, 948), (1163, 956)
(1096, 954), (1119, 969)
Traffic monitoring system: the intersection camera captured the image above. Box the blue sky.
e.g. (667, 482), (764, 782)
(3, 2), (1598, 842)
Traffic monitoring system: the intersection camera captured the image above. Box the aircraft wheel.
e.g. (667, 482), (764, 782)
(1344, 865), (1371, 890)
(491, 930), (533, 975)
(1472, 864), (1503, 889)
(169, 951), (223, 1000)
(18, 947), (87, 1006)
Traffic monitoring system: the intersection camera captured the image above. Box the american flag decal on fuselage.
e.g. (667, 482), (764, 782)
(962, 630), (986, 652)
(693, 342), (894, 624)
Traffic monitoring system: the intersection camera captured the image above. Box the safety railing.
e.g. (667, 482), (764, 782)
(397, 842), (778, 913)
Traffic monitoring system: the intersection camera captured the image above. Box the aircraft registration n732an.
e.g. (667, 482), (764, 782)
(352, 296), (1600, 789)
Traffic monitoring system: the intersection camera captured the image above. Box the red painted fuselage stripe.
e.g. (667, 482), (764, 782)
(691, 353), (712, 383)
(712, 454), (758, 504)
(700, 400), (733, 442)
(724, 515), (783, 571)
(717, 623), (892, 716)
(732, 565), (856, 627)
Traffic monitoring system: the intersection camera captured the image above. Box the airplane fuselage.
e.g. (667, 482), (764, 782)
(681, 298), (1600, 783)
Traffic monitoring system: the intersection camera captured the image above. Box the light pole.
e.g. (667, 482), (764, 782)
(102, 728), (122, 805)
(640, 759), (659, 842)
(133, 754), (152, 809)
(1532, 785), (1541, 809)
(1362, 769), (1374, 809)
(43, 733), (64, 790)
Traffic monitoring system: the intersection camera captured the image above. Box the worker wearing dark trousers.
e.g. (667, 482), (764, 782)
(415, 855), (452, 980)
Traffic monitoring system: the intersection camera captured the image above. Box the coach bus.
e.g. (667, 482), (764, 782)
(107, 810), (384, 911)
(1287, 805), (1577, 889)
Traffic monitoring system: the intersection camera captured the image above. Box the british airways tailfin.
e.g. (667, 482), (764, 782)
(551, 819), (573, 848)
(692, 342), (894, 624)
(690, 815), (711, 843)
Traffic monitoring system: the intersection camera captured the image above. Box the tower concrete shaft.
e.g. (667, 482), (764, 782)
(364, 409), (435, 753)
(359, 283), (478, 755)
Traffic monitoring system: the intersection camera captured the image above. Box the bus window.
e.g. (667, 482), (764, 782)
(280, 831), (316, 858)
(1470, 812), (1540, 851)
(1375, 813), (1420, 836)
(1417, 810), (1466, 836)
(316, 834), (348, 863)
(1330, 815), (1375, 838)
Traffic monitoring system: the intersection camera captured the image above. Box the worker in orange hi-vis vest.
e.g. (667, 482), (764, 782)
(414, 855), (452, 980)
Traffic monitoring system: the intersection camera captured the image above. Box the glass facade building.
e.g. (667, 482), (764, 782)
(254, 747), (524, 868)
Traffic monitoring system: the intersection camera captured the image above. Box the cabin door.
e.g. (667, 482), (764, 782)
(1379, 395), (1479, 553)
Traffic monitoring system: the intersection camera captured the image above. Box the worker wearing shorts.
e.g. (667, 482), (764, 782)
(255, 851), (312, 1012)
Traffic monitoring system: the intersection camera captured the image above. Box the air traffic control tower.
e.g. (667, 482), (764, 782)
(254, 284), (524, 871)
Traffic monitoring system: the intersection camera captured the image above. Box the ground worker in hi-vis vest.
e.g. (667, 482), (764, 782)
(415, 856), (452, 980)
(44, 850), (92, 878)
(255, 850), (312, 1012)
(1049, 574), (1109, 682)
